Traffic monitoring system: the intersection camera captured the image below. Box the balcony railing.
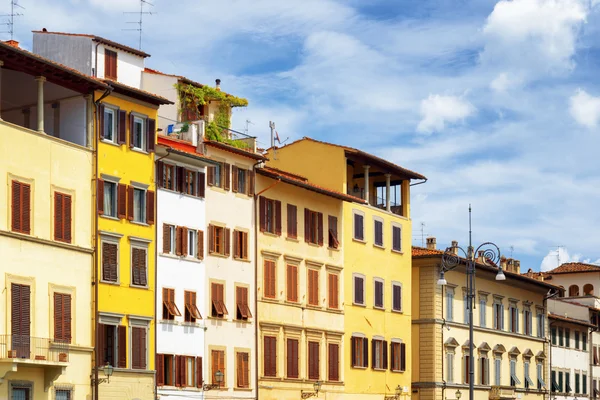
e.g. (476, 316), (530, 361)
(347, 191), (404, 216)
(0, 335), (69, 363)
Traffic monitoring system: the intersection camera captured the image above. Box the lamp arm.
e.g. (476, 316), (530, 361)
(440, 245), (467, 273)
(473, 242), (501, 266)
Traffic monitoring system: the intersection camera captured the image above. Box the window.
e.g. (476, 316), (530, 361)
(495, 358), (501, 386)
(559, 371), (564, 392)
(464, 293), (470, 324)
(184, 169), (196, 196)
(101, 240), (119, 282)
(132, 187), (146, 223)
(328, 343), (340, 381)
(308, 341), (320, 379)
(263, 260), (276, 299)
(131, 326), (147, 369)
(97, 323), (127, 368)
(260, 197), (281, 235)
(576, 372), (581, 394)
(595, 346), (600, 365)
(184, 291), (202, 323)
(509, 303), (519, 333)
(353, 274), (365, 305)
(353, 212), (364, 241)
(494, 300), (504, 330)
(304, 209), (323, 245)
(551, 327), (557, 345)
(207, 163), (227, 189)
(537, 310), (545, 338)
(131, 246), (148, 287)
(392, 283), (402, 312)
(211, 350), (225, 386)
(162, 288), (181, 320)
(524, 360), (534, 388)
(566, 372), (572, 393)
(102, 106), (117, 142)
(552, 370), (559, 392)
(480, 356), (490, 385)
(11, 180), (31, 234)
(208, 224), (230, 257)
(583, 332), (587, 350)
(374, 279), (384, 309)
(351, 336), (368, 368)
(162, 224), (175, 254)
(53, 292), (71, 343)
(11, 284), (30, 358)
(233, 230), (249, 260)
(479, 297), (487, 327)
(104, 49), (117, 80)
(131, 116), (145, 150)
(371, 339), (386, 370)
(328, 215), (339, 248)
(235, 286), (252, 320)
(464, 354), (471, 384)
(287, 204), (297, 238)
(286, 264), (298, 302)
(236, 352), (250, 388)
(537, 362), (546, 390)
(510, 359), (521, 386)
(559, 327), (564, 346)
(575, 331), (580, 349)
(524, 308), (533, 335)
(583, 373), (588, 394)
(264, 336), (277, 377)
(232, 166), (251, 195)
(565, 328), (571, 347)
(100, 180), (117, 218)
(210, 283), (228, 318)
(392, 225), (401, 252)
(55, 389), (72, 400)
(170, 355), (201, 387)
(447, 351), (455, 382)
(54, 192), (72, 243)
(160, 163), (175, 190)
(391, 341), (406, 372)
(187, 229), (197, 258)
(328, 273), (339, 309)
(374, 219), (383, 246)
(308, 269), (319, 306)
(446, 287), (455, 321)
(287, 338), (299, 378)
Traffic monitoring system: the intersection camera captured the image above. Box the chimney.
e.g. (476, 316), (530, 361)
(5, 40), (19, 48)
(514, 260), (521, 273)
(500, 256), (507, 271)
(426, 237), (436, 250)
(451, 240), (459, 255)
(215, 79), (221, 91)
(477, 250), (486, 264)
(507, 258), (515, 273)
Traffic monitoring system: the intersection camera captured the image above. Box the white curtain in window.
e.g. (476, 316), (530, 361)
(104, 184), (113, 216)
(480, 299), (486, 327)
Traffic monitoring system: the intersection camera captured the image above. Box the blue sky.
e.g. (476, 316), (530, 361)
(10, 0), (600, 271)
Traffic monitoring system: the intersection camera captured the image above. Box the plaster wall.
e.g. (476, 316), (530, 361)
(95, 44), (145, 89)
(141, 72), (179, 132)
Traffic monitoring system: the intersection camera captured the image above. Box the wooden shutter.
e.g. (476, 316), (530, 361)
(197, 230), (204, 259)
(362, 337), (369, 368)
(275, 200), (282, 236)
(54, 192), (63, 241)
(224, 228), (231, 257)
(223, 163), (231, 191)
(264, 260), (276, 298)
(383, 340), (388, 370)
(97, 179), (104, 215)
(54, 292), (72, 342)
(400, 342), (406, 371)
(232, 166), (239, 193)
(97, 324), (106, 366)
(147, 118), (156, 152)
(118, 110), (127, 145)
(174, 355), (182, 387)
(176, 166), (185, 193)
(181, 227), (189, 256)
(207, 166), (215, 186)
(309, 341), (319, 380)
(11, 284), (30, 359)
(259, 196), (267, 232)
(287, 204), (297, 238)
(328, 273), (339, 309)
(264, 336), (277, 376)
(197, 172), (206, 198)
(286, 339), (298, 378)
(304, 208), (310, 242)
(247, 170), (254, 196)
(146, 190), (155, 225)
(14, 182), (31, 234)
(175, 226), (183, 256)
(11, 181), (21, 233)
(156, 354), (165, 386)
(329, 343), (339, 381)
(126, 186), (134, 221)
(317, 212), (324, 246)
(117, 183), (127, 219)
(163, 224), (171, 254)
(63, 194), (72, 242)
(196, 356), (203, 387)
(286, 264), (298, 302)
(118, 325), (127, 368)
(129, 113), (135, 148)
(99, 104), (105, 139)
(308, 269), (319, 306)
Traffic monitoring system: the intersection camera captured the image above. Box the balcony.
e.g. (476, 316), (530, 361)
(162, 119), (257, 153)
(0, 334), (69, 363)
(347, 185), (404, 217)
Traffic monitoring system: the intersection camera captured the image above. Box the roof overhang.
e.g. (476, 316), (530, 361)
(205, 140), (265, 161)
(103, 79), (173, 106)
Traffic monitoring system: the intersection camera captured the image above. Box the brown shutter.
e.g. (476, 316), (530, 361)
(156, 161), (165, 188)
(99, 104), (105, 139)
(196, 356), (203, 387)
(351, 337), (357, 367)
(371, 340), (376, 369)
(275, 200), (282, 236)
(182, 227), (189, 256)
(304, 208), (310, 242)
(117, 110), (127, 144)
(54, 292), (63, 341)
(259, 196), (266, 232)
(197, 172), (205, 198)
(139, 328), (147, 368)
(163, 224), (171, 254)
(118, 325), (127, 368)
(207, 166), (215, 186)
(21, 183), (31, 234)
(329, 343), (339, 381)
(97, 179), (104, 215)
(63, 293), (71, 342)
(146, 190), (155, 225)
(175, 226), (183, 256)
(317, 212), (323, 246)
(224, 228), (231, 257)
(54, 192), (63, 241)
(224, 163), (231, 191)
(156, 354), (165, 386)
(363, 338), (369, 367)
(127, 186), (134, 221)
(233, 230), (239, 259)
(208, 225), (215, 254)
(176, 166), (185, 193)
(383, 340), (388, 370)
(147, 118), (156, 152)
(63, 194), (72, 243)
(400, 343), (406, 371)
(118, 183), (127, 219)
(11, 181), (20, 232)
(97, 324), (105, 366)
(236, 352), (242, 387)
(175, 355), (181, 387)
(129, 113), (135, 148)
(247, 170), (254, 196)
(232, 166), (239, 193)
(197, 230), (204, 259)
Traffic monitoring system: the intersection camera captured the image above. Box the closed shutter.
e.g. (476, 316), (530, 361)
(224, 228), (231, 257)
(264, 336), (277, 377)
(287, 264), (298, 302)
(131, 327), (146, 369)
(11, 284), (30, 358)
(54, 192), (63, 241)
(146, 191), (155, 225)
(99, 104), (105, 139)
(328, 343), (339, 381)
(207, 166), (215, 186)
(147, 118), (156, 152)
(304, 208), (310, 242)
(264, 261), (276, 298)
(163, 224), (171, 254)
(97, 324), (105, 366)
(197, 172), (205, 198)
(54, 292), (63, 341)
(247, 170), (254, 196)
(317, 212), (323, 246)
(196, 356), (203, 387)
(118, 325), (127, 368)
(308, 269), (319, 306)
(97, 179), (104, 215)
(363, 337), (369, 367)
(383, 340), (388, 370)
(232, 166), (239, 193)
(117, 183), (127, 219)
(224, 163), (231, 191)
(287, 339), (299, 378)
(287, 204), (297, 238)
(259, 197), (266, 232)
(11, 181), (31, 235)
(309, 341), (320, 380)
(127, 186), (134, 221)
(156, 354), (165, 386)
(328, 273), (339, 309)
(102, 242), (118, 282)
(275, 200), (282, 236)
(63, 194), (72, 242)
(176, 166), (185, 193)
(197, 230), (204, 259)
(129, 113), (135, 148)
(174, 355), (182, 387)
(393, 285), (402, 311)
(355, 276), (364, 304)
(118, 110), (127, 144)
(351, 337), (357, 367)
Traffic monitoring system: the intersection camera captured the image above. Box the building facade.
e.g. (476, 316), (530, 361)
(255, 166), (349, 400)
(412, 243), (558, 400)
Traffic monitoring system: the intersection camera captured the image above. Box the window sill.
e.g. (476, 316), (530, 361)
(234, 192), (251, 200)
(131, 148), (150, 155)
(234, 387), (253, 391)
(129, 284), (149, 290)
(100, 139), (120, 147)
(130, 221), (150, 227)
(372, 367), (386, 372)
(307, 242), (321, 248)
(391, 369), (405, 373)
(327, 307), (343, 314)
(373, 243), (385, 250)
(208, 185), (227, 193)
(100, 214), (120, 221)
(113, 367), (154, 375)
(352, 302), (366, 307)
(235, 319), (252, 324)
(327, 246), (341, 252)
(207, 315), (229, 321)
(208, 252), (229, 259)
(391, 249), (404, 255)
(100, 280), (120, 286)
(306, 304), (322, 310)
(261, 296), (279, 303)
(391, 309), (404, 314)
(233, 257), (251, 263)
(352, 238), (366, 244)
(351, 365), (367, 370)
(182, 256), (203, 263)
(261, 231), (280, 238)
(260, 376), (281, 381)
(286, 236), (299, 242)
(373, 306), (385, 311)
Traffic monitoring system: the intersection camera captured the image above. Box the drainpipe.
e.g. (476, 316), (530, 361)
(441, 266), (447, 400)
(591, 324), (595, 400)
(410, 179), (428, 187)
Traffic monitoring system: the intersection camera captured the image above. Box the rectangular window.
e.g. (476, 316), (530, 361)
(162, 224), (175, 254)
(53, 292), (71, 343)
(464, 354), (471, 384)
(537, 311), (545, 338)
(162, 163), (175, 190)
(328, 273), (339, 309)
(566, 372), (572, 393)
(132, 116), (145, 150)
(260, 197), (281, 235)
(308, 269), (319, 306)
(374, 219), (383, 246)
(235, 286), (252, 320)
(236, 352), (249, 388)
(54, 192), (72, 243)
(263, 260), (276, 299)
(55, 389), (72, 400)
(447, 352), (455, 382)
(392, 283), (402, 312)
(353, 275), (365, 305)
(233, 230), (249, 260)
(287, 264), (298, 302)
(509, 304), (519, 333)
(131, 246), (148, 287)
(372, 339), (385, 369)
(446, 288), (455, 321)
(304, 208), (323, 245)
(538, 363), (546, 390)
(102, 180), (118, 218)
(208, 225), (229, 256)
(131, 326), (147, 369)
(559, 371), (564, 392)
(184, 169), (196, 196)
(480, 357), (489, 385)
(207, 163), (224, 188)
(480, 298), (487, 327)
(104, 49), (117, 80)
(353, 213), (364, 241)
(328, 215), (339, 249)
(524, 361), (534, 388)
(583, 333), (587, 350)
(351, 336), (368, 368)
(162, 288), (181, 320)
(11, 180), (31, 234)
(287, 204), (297, 239)
(392, 225), (401, 252)
(210, 283), (228, 318)
(575, 331), (580, 349)
(98, 324), (127, 368)
(101, 241), (118, 282)
(132, 187), (146, 223)
(583, 374), (587, 394)
(264, 336), (277, 377)
(103, 107), (116, 142)
(495, 358), (501, 386)
(187, 229), (197, 258)
(524, 309), (532, 335)
(551, 327), (557, 345)
(308, 341), (320, 380)
(464, 294), (470, 324)
(374, 279), (384, 309)
(576, 373), (581, 394)
(236, 168), (247, 194)
(565, 328), (571, 347)
(552, 371), (559, 392)
(328, 343), (339, 381)
(287, 338), (299, 378)
(391, 342), (406, 372)
(211, 350), (225, 386)
(559, 328), (564, 346)
(184, 291), (202, 323)
(494, 302), (504, 330)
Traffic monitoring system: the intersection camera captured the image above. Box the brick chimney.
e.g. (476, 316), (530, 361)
(5, 40), (19, 48)
(500, 256), (507, 271)
(451, 240), (459, 255)
(515, 260), (521, 273)
(426, 237), (436, 250)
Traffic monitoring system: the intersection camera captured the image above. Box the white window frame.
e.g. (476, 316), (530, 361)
(391, 281), (402, 312)
(509, 301), (519, 333)
(493, 297), (504, 330)
(187, 229), (197, 258)
(165, 224), (175, 254)
(372, 336), (385, 370)
(131, 184), (147, 224)
(130, 239), (149, 288)
(102, 177), (119, 219)
(103, 106), (118, 143)
(132, 115), (146, 151)
(353, 273), (366, 306)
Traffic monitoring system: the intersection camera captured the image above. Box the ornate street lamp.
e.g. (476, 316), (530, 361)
(301, 380), (322, 399)
(93, 362), (114, 384)
(203, 370), (224, 391)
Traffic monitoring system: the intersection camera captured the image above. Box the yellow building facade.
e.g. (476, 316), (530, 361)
(266, 138), (426, 399)
(412, 244), (557, 400)
(94, 86), (171, 399)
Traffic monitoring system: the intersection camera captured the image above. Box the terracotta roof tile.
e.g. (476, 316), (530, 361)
(412, 247), (444, 257)
(547, 262), (600, 275)
(102, 79), (172, 105)
(548, 313), (595, 327)
(204, 140), (265, 161)
(144, 67), (236, 98)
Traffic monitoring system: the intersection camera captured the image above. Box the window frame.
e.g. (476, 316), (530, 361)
(130, 242), (149, 288)
(392, 224), (402, 252)
(373, 278), (384, 310)
(307, 268), (320, 307)
(10, 179), (32, 235)
(53, 191), (73, 243)
(210, 282), (228, 318)
(392, 282), (402, 312)
(353, 273), (366, 306)
(132, 115), (146, 151)
(372, 338), (385, 370)
(162, 287), (181, 321)
(263, 259), (277, 299)
(373, 217), (384, 247)
(351, 335), (368, 368)
(104, 48), (118, 80)
(102, 179), (118, 219)
(100, 235), (120, 284)
(184, 290), (202, 323)
(129, 319), (150, 370)
(327, 271), (340, 310)
(353, 210), (365, 242)
(132, 186), (147, 224)
(286, 264), (298, 303)
(103, 106), (118, 143)
(308, 340), (320, 380)
(235, 350), (250, 388)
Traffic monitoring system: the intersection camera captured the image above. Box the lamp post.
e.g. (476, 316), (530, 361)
(384, 385), (404, 400)
(437, 206), (505, 400)
(301, 380), (322, 399)
(203, 370), (224, 391)
(92, 362), (114, 385)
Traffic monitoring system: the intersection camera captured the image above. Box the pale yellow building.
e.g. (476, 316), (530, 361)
(412, 240), (559, 400)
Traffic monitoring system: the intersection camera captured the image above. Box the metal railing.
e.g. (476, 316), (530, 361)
(0, 335), (69, 363)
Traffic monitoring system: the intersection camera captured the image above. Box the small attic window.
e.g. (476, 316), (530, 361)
(105, 49), (117, 80)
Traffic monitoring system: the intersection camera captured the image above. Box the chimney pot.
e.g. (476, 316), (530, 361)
(42, 28), (48, 32)
(5, 39), (19, 48)
(426, 237), (436, 250)
(500, 256), (507, 269)
(451, 240), (459, 255)
(215, 79), (221, 91)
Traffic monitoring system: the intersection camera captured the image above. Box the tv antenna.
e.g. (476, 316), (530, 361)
(510, 246), (514, 258)
(549, 245), (565, 267)
(123, 0), (155, 50)
(0, 0), (24, 40)
(244, 119), (254, 136)
(412, 222), (429, 247)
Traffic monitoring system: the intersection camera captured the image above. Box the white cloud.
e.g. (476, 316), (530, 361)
(490, 72), (522, 92)
(416, 94), (476, 133)
(569, 89), (600, 128)
(541, 247), (600, 271)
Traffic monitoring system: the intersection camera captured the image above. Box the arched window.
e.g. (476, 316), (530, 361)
(584, 284), (594, 296)
(569, 285), (580, 297)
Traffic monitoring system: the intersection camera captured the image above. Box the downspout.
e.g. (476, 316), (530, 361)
(591, 324), (595, 400)
(410, 178), (428, 187)
(440, 264), (447, 400)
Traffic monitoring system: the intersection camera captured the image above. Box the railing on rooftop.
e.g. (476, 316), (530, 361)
(162, 120), (257, 152)
(0, 334), (69, 363)
(346, 190), (403, 216)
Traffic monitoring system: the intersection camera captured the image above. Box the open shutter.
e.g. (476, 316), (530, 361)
(400, 342), (406, 371)
(146, 190), (155, 225)
(247, 170), (254, 196)
(64, 293), (72, 342)
(97, 324), (105, 366)
(175, 226), (183, 256)
(176, 166), (185, 193)
(99, 104), (105, 139)
(163, 224), (171, 254)
(224, 163), (231, 191)
(129, 113), (135, 148)
(181, 227), (189, 256)
(54, 192), (63, 241)
(147, 118), (156, 152)
(224, 228), (231, 257)
(63, 194), (72, 243)
(127, 185), (134, 221)
(207, 166), (215, 186)
(97, 179), (104, 215)
(117, 110), (126, 144)
(304, 208), (310, 242)
(197, 230), (204, 260)
(11, 181), (20, 232)
(383, 340), (388, 370)
(232, 166), (239, 193)
(174, 355), (181, 387)
(196, 356), (203, 387)
(118, 183), (127, 219)
(363, 338), (369, 368)
(351, 337), (357, 367)
(118, 325), (127, 368)
(197, 172), (205, 198)
(54, 293), (63, 341)
(208, 225), (215, 254)
(22, 183), (31, 234)
(156, 161), (164, 189)
(275, 200), (282, 236)
(317, 212), (323, 246)
(259, 197), (266, 232)
(156, 354), (165, 386)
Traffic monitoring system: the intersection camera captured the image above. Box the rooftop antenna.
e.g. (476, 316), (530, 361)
(123, 0), (155, 50)
(549, 245), (565, 267)
(0, 0), (24, 40)
(510, 246), (514, 258)
(244, 119), (254, 136)
(411, 222), (429, 247)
